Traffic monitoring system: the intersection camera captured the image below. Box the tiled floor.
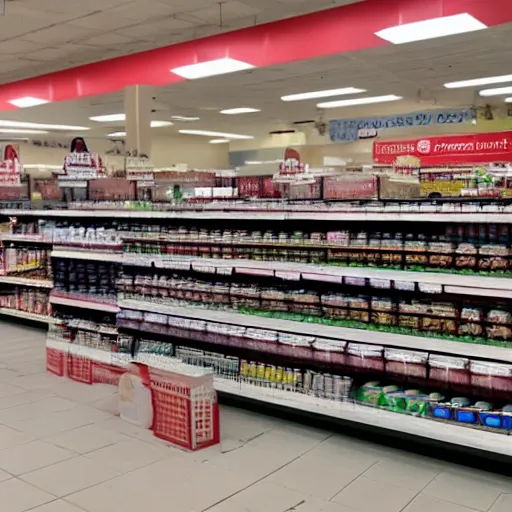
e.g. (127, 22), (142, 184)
(0, 322), (510, 512)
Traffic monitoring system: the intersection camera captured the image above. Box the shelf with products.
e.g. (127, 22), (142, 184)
(0, 307), (52, 324)
(115, 266), (512, 349)
(3, 205), (512, 224)
(54, 324), (512, 454)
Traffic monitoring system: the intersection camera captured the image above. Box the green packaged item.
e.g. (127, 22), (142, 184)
(357, 381), (383, 406)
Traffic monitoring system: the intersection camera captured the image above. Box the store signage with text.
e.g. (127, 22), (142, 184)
(373, 131), (512, 165)
(62, 152), (102, 180)
(330, 108), (473, 143)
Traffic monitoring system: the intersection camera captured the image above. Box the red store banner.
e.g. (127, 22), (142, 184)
(373, 131), (512, 165)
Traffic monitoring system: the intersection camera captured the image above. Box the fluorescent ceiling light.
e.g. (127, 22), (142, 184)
(150, 120), (173, 127)
(9, 97), (49, 108)
(209, 139), (230, 144)
(375, 13), (486, 44)
(317, 94), (403, 109)
(171, 115), (200, 121)
(0, 129), (48, 134)
(179, 129), (253, 140)
(90, 114), (172, 127)
(171, 58), (254, 80)
(505, 98), (512, 103)
(220, 107), (260, 115)
(281, 87), (366, 102)
(480, 86), (512, 97)
(90, 113), (125, 122)
(108, 131), (126, 137)
(444, 74), (512, 89)
(0, 120), (88, 131)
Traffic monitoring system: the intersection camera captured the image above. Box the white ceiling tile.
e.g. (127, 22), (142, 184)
(22, 23), (98, 45)
(69, 12), (135, 30)
(106, 1), (179, 20)
(186, 1), (260, 24)
(81, 32), (135, 46)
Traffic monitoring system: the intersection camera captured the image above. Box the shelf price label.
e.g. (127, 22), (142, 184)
(216, 266), (233, 276)
(394, 281), (416, 292)
(237, 267), (274, 277)
(302, 273), (342, 284)
(370, 278), (391, 289)
(275, 271), (301, 281)
(192, 263), (215, 273)
(419, 283), (443, 294)
(344, 276), (366, 287)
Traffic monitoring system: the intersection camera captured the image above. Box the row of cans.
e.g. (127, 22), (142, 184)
(240, 360), (352, 400)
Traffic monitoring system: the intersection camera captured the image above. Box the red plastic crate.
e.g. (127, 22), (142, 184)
(46, 347), (65, 377)
(92, 362), (126, 386)
(148, 367), (219, 451)
(67, 354), (93, 384)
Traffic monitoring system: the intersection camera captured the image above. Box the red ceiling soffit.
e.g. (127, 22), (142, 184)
(0, 0), (511, 110)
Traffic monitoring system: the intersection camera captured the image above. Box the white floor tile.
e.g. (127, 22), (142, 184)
(229, 481), (309, 512)
(0, 424), (35, 450)
(0, 382), (25, 398)
(45, 424), (131, 454)
(84, 439), (170, 473)
(489, 494), (512, 512)
(361, 458), (441, 492)
(332, 476), (418, 512)
(21, 456), (120, 497)
(0, 468), (12, 482)
(0, 440), (75, 475)
(0, 390), (55, 410)
(424, 469), (510, 511)
(0, 396), (76, 424)
(28, 500), (86, 512)
(403, 494), (480, 512)
(0, 478), (55, 512)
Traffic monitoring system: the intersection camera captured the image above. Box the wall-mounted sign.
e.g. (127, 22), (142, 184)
(373, 131), (512, 165)
(329, 108), (473, 143)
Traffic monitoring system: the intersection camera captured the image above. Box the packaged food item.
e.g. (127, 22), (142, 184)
(455, 243), (477, 270)
(478, 245), (510, 271)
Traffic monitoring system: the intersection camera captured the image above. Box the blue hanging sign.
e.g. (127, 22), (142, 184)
(329, 108), (474, 143)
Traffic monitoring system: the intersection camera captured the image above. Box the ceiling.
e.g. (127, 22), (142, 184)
(0, 0), (361, 83)
(4, 22), (512, 142)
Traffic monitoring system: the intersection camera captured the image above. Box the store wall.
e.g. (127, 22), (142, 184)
(19, 135), (229, 172)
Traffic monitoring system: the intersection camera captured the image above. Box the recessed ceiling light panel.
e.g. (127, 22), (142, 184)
(0, 120), (88, 131)
(171, 58), (254, 80)
(444, 74), (512, 89)
(179, 129), (253, 140)
(209, 139), (230, 144)
(0, 129), (48, 134)
(150, 120), (173, 127)
(281, 87), (366, 102)
(375, 13), (486, 44)
(479, 86), (512, 97)
(171, 115), (200, 121)
(108, 131), (126, 137)
(220, 108), (260, 115)
(9, 97), (50, 108)
(90, 113), (125, 122)
(317, 94), (403, 108)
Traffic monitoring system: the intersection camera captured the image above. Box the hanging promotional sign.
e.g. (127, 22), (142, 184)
(373, 131), (512, 165)
(0, 144), (21, 186)
(61, 138), (104, 181)
(330, 108), (474, 143)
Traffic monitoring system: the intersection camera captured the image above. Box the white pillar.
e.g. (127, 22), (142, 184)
(124, 85), (152, 158)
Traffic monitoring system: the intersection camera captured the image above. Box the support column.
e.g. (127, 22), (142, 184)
(124, 85), (152, 158)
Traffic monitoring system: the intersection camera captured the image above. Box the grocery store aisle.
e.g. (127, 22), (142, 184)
(0, 323), (510, 512)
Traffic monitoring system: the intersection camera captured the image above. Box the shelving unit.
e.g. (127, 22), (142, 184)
(2, 204), (512, 463)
